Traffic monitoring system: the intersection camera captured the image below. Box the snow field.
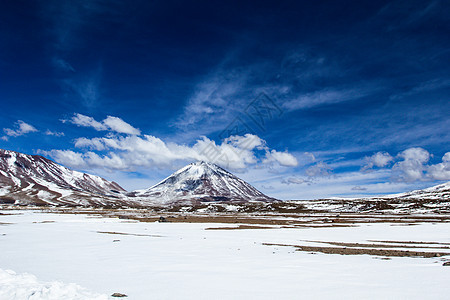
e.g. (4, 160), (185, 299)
(0, 210), (450, 299)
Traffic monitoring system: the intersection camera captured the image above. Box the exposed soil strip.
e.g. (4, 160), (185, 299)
(291, 224), (357, 228)
(205, 225), (277, 230)
(97, 231), (162, 237)
(263, 243), (450, 258)
(32, 221), (55, 224)
(368, 240), (450, 246)
(300, 240), (450, 250)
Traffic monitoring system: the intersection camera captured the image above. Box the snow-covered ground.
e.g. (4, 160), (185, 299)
(0, 269), (107, 299)
(1, 210), (450, 299)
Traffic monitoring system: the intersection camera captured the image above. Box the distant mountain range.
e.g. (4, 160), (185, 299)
(0, 148), (448, 208)
(0, 149), (273, 207)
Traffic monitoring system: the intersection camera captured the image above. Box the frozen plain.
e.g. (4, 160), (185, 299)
(1, 210), (450, 299)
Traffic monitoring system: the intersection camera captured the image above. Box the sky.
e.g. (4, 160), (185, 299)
(0, 0), (449, 199)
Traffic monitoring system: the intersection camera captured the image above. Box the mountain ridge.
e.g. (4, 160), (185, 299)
(0, 148), (448, 208)
(0, 149), (126, 206)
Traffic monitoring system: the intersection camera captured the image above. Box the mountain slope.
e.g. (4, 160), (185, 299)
(130, 161), (276, 203)
(0, 149), (126, 206)
(384, 181), (450, 200)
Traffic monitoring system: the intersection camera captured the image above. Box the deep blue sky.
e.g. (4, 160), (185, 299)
(1, 0), (449, 199)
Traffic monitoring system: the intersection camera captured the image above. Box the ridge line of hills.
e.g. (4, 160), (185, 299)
(0, 148), (448, 210)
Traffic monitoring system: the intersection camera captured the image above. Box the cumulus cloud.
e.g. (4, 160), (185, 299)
(65, 113), (140, 135)
(3, 121), (38, 138)
(359, 147), (450, 182)
(43, 133), (297, 172)
(392, 147), (430, 182)
(264, 150), (298, 167)
(362, 151), (394, 170)
(427, 152), (450, 181)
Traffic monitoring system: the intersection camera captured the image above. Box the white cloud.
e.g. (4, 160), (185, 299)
(362, 151), (394, 170)
(281, 177), (308, 185)
(66, 113), (140, 135)
(175, 70), (248, 129)
(282, 86), (376, 111)
(264, 150), (298, 167)
(45, 130), (65, 137)
(365, 147), (450, 183)
(392, 147), (430, 182)
(44, 133), (297, 172)
(68, 113), (107, 130)
(351, 185), (367, 191)
(3, 121), (38, 138)
(102, 116), (141, 135)
(74, 137), (106, 150)
(305, 162), (332, 177)
(427, 152), (450, 181)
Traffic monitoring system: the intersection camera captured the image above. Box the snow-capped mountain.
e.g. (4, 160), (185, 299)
(384, 181), (450, 200)
(0, 150), (275, 207)
(0, 149), (126, 206)
(130, 161), (276, 203)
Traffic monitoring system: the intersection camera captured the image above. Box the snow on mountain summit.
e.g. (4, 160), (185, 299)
(130, 161), (276, 203)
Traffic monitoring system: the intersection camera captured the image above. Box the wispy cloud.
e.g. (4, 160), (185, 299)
(45, 130), (65, 137)
(390, 78), (450, 100)
(64, 113), (141, 135)
(42, 0), (123, 52)
(52, 57), (75, 72)
(174, 68), (251, 135)
(40, 1), (115, 109)
(62, 71), (102, 109)
(373, 0), (444, 31)
(282, 85), (378, 111)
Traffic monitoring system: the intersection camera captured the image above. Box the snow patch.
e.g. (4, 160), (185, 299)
(0, 269), (108, 300)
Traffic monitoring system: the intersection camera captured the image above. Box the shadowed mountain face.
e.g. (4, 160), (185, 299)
(130, 161), (276, 203)
(0, 149), (126, 206)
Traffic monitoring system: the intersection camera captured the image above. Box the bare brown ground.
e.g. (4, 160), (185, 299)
(32, 220), (55, 224)
(97, 231), (162, 237)
(205, 225), (277, 230)
(300, 240), (450, 250)
(368, 240), (450, 246)
(263, 243), (450, 258)
(2, 203), (450, 236)
(5, 205), (450, 227)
